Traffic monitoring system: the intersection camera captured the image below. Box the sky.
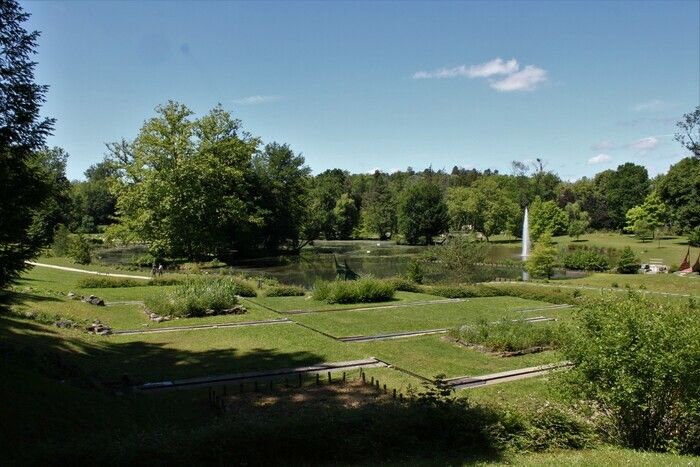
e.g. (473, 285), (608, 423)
(23, 0), (700, 181)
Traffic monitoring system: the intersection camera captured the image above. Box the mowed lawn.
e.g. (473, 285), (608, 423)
(560, 272), (700, 296)
(251, 291), (444, 312)
(354, 334), (561, 380)
(290, 296), (560, 337)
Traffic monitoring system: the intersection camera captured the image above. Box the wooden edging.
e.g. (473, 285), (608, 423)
(111, 318), (292, 336)
(338, 328), (449, 343)
(445, 361), (573, 390)
(281, 298), (467, 315)
(134, 358), (388, 392)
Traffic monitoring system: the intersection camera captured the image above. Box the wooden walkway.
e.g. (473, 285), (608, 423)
(112, 318), (293, 336)
(445, 361), (573, 390)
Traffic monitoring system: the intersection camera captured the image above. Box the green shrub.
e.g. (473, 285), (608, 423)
(617, 246), (640, 274)
(51, 224), (71, 256)
(144, 276), (240, 317)
(688, 226), (700, 247)
(562, 294), (700, 453)
(76, 276), (181, 288)
(228, 275), (257, 297)
(405, 259), (424, 284)
(561, 249), (610, 271)
(427, 284), (499, 299)
(68, 234), (92, 264)
(313, 278), (395, 304)
(264, 285), (306, 297)
(452, 318), (562, 352)
(384, 276), (425, 293)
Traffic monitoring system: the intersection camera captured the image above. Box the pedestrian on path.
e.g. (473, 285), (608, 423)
(158, 264), (164, 276)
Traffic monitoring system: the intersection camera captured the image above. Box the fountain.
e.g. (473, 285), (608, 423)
(521, 207), (531, 281)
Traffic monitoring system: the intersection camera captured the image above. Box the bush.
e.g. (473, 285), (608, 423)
(384, 276), (425, 293)
(561, 294), (700, 453)
(617, 246), (640, 274)
(51, 224), (71, 256)
(313, 278), (395, 304)
(688, 226), (700, 247)
(144, 276), (240, 317)
(264, 285), (306, 297)
(68, 234), (92, 264)
(405, 259), (424, 284)
(452, 318), (562, 352)
(427, 284), (499, 299)
(228, 275), (257, 297)
(76, 276), (181, 288)
(561, 249), (610, 271)
(488, 284), (581, 305)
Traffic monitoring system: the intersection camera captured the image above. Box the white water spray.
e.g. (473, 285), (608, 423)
(521, 207), (531, 281)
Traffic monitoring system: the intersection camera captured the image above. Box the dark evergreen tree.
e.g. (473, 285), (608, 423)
(0, 0), (55, 287)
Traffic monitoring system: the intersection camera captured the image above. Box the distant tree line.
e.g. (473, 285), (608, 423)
(44, 104), (700, 261)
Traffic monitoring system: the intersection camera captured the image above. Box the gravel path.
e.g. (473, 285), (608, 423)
(26, 261), (151, 280)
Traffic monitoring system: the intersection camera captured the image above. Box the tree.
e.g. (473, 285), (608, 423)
(68, 233), (92, 264)
(526, 232), (558, 279)
(674, 106), (699, 158)
(0, 0), (55, 288)
(617, 246), (640, 274)
(562, 295), (700, 452)
(398, 181), (449, 245)
(427, 236), (489, 283)
(306, 169), (349, 239)
(70, 160), (118, 230)
(252, 142), (311, 250)
(657, 157), (700, 233)
(31, 147), (72, 242)
(565, 202), (590, 240)
(361, 171), (396, 239)
(529, 197), (568, 241)
(446, 178), (520, 241)
(625, 191), (668, 240)
(333, 193), (358, 239)
(596, 163), (650, 230)
(688, 226), (700, 247)
(108, 102), (260, 259)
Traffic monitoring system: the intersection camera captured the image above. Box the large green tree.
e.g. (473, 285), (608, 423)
(529, 197), (568, 241)
(398, 180), (449, 245)
(0, 0), (55, 287)
(361, 171), (397, 239)
(656, 157), (700, 232)
(108, 102), (260, 259)
(595, 163), (650, 230)
(70, 160), (118, 231)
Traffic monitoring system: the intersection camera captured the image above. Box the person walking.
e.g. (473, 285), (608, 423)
(158, 263), (164, 276)
(151, 263), (157, 277)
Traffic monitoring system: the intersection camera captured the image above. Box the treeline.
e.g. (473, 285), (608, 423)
(42, 101), (698, 261)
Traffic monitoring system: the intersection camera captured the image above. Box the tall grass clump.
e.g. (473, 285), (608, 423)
(264, 285), (306, 297)
(76, 276), (182, 288)
(144, 276), (240, 317)
(453, 318), (562, 352)
(313, 278), (395, 304)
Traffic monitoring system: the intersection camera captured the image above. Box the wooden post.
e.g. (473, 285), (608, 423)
(285, 377), (289, 388)
(269, 380), (274, 391)
(342, 372), (346, 382)
(370, 376), (374, 385)
(316, 373), (320, 385)
(298, 373), (303, 388)
(383, 384), (387, 393)
(393, 388), (396, 399)
(362, 372), (366, 384)
(327, 371), (331, 383)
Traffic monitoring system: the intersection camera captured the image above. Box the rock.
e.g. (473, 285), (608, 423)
(86, 320), (112, 335)
(67, 291), (76, 298)
(82, 295), (105, 306)
(153, 316), (164, 323)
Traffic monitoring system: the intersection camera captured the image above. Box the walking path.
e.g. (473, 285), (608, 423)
(281, 298), (467, 315)
(338, 328), (449, 343)
(135, 358), (387, 392)
(445, 361), (573, 390)
(25, 261), (151, 280)
(112, 318), (293, 336)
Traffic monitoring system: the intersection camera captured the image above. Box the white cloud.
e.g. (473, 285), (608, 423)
(233, 95), (282, 105)
(413, 58), (548, 92)
(633, 99), (665, 112)
(413, 58), (518, 80)
(588, 154), (612, 165)
(490, 65), (548, 92)
(629, 136), (659, 151)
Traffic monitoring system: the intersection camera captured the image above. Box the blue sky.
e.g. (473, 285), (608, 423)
(24, 0), (700, 180)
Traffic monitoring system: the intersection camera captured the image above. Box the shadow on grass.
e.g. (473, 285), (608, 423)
(0, 313), (515, 466)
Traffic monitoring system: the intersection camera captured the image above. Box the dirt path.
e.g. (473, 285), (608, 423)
(25, 261), (152, 280)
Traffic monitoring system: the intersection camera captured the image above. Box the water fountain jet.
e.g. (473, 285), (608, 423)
(521, 207), (531, 281)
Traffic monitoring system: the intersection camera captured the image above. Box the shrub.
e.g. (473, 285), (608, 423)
(144, 276), (240, 317)
(264, 285), (306, 297)
(488, 284), (581, 305)
(313, 278), (395, 304)
(526, 232), (557, 279)
(228, 275), (257, 297)
(561, 249), (609, 271)
(427, 284), (499, 299)
(68, 234), (92, 264)
(452, 318), (562, 352)
(51, 224), (71, 256)
(405, 259), (424, 284)
(561, 294), (700, 453)
(384, 276), (425, 293)
(688, 226), (700, 247)
(617, 246), (640, 274)
(76, 276), (181, 288)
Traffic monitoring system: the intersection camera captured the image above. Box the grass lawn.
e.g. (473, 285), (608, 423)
(250, 290), (444, 312)
(290, 296), (558, 337)
(487, 446), (699, 466)
(33, 254), (152, 275)
(559, 272), (700, 296)
(354, 334), (561, 380)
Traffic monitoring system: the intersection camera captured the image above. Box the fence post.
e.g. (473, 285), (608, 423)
(370, 376), (374, 385)
(299, 373), (303, 388)
(383, 384), (387, 393)
(393, 388), (396, 399)
(328, 371), (331, 383)
(362, 372), (366, 384)
(342, 372), (346, 383)
(316, 373), (320, 385)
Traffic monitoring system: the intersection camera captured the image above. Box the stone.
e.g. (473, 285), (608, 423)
(67, 292), (76, 298)
(82, 295), (105, 306)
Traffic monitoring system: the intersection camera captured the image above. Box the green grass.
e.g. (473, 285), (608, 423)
(291, 296), (556, 337)
(560, 272), (700, 296)
(354, 334), (561, 380)
(485, 446), (699, 466)
(252, 290), (443, 312)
